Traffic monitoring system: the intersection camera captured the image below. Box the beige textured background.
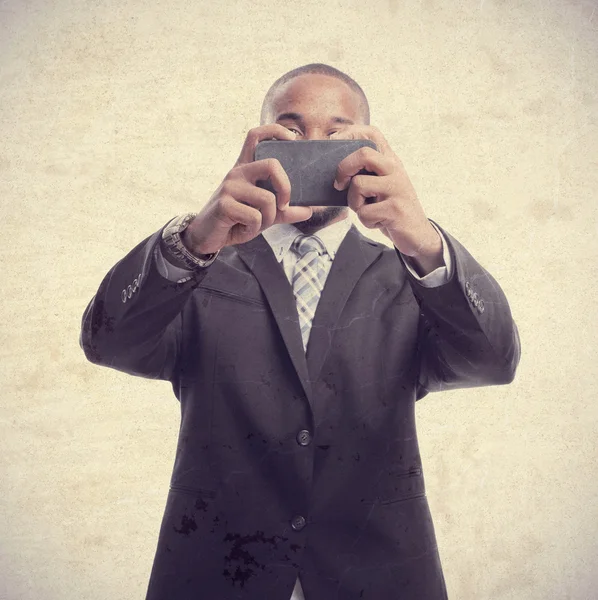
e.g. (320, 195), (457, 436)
(1, 0), (597, 598)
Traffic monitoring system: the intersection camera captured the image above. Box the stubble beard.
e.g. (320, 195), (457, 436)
(293, 207), (347, 235)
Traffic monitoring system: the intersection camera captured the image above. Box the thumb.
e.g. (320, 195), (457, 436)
(274, 206), (313, 225)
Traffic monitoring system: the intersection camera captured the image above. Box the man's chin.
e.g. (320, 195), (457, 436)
(294, 206), (348, 234)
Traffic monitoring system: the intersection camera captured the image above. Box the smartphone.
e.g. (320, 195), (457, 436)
(254, 139), (378, 206)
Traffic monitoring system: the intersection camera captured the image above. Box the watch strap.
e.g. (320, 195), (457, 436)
(161, 213), (220, 270)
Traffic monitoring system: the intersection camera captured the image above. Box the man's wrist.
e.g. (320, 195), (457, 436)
(161, 214), (220, 269)
(393, 224), (444, 277)
(408, 231), (444, 276)
(181, 229), (217, 259)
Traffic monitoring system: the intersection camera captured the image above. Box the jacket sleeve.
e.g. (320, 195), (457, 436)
(79, 222), (210, 381)
(400, 221), (521, 400)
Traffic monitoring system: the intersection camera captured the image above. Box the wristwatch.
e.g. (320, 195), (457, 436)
(161, 213), (220, 269)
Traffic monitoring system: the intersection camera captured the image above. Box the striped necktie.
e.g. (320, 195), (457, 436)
(291, 234), (327, 350)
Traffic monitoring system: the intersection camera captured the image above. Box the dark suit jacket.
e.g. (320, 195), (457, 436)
(80, 220), (520, 600)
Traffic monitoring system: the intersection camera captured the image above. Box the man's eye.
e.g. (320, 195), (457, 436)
(287, 127), (301, 135)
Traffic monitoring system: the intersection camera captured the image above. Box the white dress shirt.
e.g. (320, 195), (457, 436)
(154, 216), (453, 600)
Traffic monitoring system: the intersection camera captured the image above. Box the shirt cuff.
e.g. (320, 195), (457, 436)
(398, 222), (453, 288)
(154, 243), (197, 283)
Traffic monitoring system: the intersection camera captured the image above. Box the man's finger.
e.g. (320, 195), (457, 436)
(354, 201), (393, 230)
(334, 148), (395, 191)
(239, 158), (291, 210)
(220, 196), (264, 243)
(235, 124), (296, 166)
(273, 206), (313, 226)
(226, 181), (278, 231)
(346, 174), (392, 213)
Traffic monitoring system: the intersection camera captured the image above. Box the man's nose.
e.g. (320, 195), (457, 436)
(304, 130), (328, 141)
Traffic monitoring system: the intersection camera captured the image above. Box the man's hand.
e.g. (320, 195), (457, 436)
(183, 125), (313, 255)
(331, 126), (443, 274)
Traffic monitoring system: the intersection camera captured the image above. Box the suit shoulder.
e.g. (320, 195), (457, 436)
(353, 228), (402, 260)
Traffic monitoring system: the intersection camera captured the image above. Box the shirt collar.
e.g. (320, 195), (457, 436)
(261, 217), (352, 262)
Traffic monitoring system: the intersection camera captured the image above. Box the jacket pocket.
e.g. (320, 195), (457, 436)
(376, 468), (425, 505)
(169, 484), (217, 498)
(378, 491), (426, 505)
(198, 286), (265, 307)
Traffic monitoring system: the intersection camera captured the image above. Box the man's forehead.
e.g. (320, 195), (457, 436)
(272, 74), (354, 102)
(268, 74), (364, 121)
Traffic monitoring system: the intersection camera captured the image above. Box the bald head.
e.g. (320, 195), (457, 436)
(260, 63), (370, 126)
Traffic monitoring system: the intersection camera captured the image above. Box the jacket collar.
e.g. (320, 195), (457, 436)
(261, 218), (352, 262)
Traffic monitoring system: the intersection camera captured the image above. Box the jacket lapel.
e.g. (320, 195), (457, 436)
(235, 235), (312, 402)
(306, 225), (384, 383)
(235, 225), (385, 399)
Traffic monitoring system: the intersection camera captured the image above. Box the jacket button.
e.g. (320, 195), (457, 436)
(478, 299), (485, 313)
(296, 429), (312, 446)
(291, 515), (306, 531)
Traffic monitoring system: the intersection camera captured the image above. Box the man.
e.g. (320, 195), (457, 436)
(80, 63), (521, 600)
